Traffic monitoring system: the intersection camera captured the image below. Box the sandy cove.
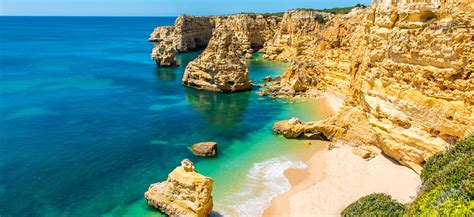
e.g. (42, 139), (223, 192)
(264, 95), (421, 217)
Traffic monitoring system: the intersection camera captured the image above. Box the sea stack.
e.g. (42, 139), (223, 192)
(144, 159), (213, 217)
(182, 25), (252, 92)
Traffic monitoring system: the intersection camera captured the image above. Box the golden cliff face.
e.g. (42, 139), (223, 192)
(150, 0), (472, 172)
(268, 0), (473, 173)
(182, 14), (281, 92)
(261, 9), (334, 61)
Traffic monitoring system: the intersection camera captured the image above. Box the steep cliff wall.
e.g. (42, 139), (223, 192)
(269, 0), (473, 173)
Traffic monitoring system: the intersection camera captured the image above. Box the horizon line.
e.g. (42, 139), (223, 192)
(0, 15), (179, 17)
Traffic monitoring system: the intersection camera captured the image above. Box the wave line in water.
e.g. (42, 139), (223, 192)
(218, 157), (307, 216)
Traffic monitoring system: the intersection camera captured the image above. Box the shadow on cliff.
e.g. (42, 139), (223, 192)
(184, 88), (251, 127)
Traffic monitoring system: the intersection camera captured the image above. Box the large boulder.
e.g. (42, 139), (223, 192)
(191, 142), (217, 157)
(144, 159), (213, 217)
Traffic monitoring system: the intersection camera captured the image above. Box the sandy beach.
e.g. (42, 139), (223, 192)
(263, 95), (421, 216)
(263, 145), (421, 216)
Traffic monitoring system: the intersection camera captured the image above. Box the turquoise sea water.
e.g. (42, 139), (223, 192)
(0, 17), (326, 216)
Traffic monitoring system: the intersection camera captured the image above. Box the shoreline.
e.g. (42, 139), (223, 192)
(263, 94), (421, 216)
(263, 145), (421, 216)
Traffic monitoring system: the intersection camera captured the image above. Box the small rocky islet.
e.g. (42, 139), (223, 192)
(146, 0), (473, 216)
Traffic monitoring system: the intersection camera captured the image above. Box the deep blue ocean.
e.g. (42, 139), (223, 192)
(0, 16), (326, 216)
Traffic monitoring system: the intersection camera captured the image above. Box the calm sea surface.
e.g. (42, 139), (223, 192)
(0, 16), (326, 216)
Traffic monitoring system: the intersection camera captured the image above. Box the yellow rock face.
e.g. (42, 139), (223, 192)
(182, 14), (281, 92)
(150, 0), (473, 172)
(144, 160), (213, 217)
(267, 1), (473, 173)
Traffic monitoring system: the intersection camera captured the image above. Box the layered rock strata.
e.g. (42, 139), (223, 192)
(151, 0), (473, 172)
(150, 16), (214, 66)
(269, 0), (473, 173)
(182, 14), (281, 92)
(144, 159), (213, 217)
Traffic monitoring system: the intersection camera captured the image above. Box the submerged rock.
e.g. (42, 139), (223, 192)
(263, 76), (273, 82)
(191, 142), (217, 157)
(144, 159), (213, 217)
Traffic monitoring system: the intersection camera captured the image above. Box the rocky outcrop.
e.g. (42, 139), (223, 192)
(272, 117), (327, 139)
(181, 25), (252, 92)
(150, 16), (214, 66)
(144, 159), (213, 217)
(182, 14), (281, 92)
(191, 142), (217, 157)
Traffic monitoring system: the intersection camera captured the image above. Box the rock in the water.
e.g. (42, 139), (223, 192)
(182, 25), (252, 92)
(144, 159), (213, 217)
(263, 76), (273, 82)
(191, 142), (217, 157)
(149, 15), (214, 67)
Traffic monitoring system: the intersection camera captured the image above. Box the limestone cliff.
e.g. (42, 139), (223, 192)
(182, 14), (281, 92)
(150, 0), (473, 172)
(268, 0), (473, 173)
(150, 16), (214, 66)
(261, 9), (334, 61)
(144, 159), (213, 217)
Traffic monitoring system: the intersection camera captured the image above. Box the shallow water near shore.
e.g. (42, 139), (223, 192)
(0, 17), (327, 216)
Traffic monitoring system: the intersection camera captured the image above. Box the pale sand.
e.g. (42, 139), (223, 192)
(263, 146), (421, 216)
(313, 94), (344, 117)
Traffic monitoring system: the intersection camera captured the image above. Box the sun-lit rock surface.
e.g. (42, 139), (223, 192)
(150, 0), (473, 172)
(182, 14), (281, 92)
(268, 0), (474, 173)
(191, 142), (217, 157)
(144, 159), (213, 217)
(149, 16), (214, 66)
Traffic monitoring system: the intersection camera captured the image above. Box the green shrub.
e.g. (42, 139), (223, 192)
(341, 193), (406, 217)
(407, 136), (473, 215)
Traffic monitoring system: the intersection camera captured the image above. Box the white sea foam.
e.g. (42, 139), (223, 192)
(218, 157), (307, 217)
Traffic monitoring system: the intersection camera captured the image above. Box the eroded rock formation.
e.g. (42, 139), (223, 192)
(144, 159), (213, 217)
(182, 14), (281, 92)
(268, 0), (474, 173)
(151, 0), (473, 173)
(150, 16), (214, 66)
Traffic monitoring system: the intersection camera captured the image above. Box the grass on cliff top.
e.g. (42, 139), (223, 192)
(342, 135), (474, 216)
(237, 4), (365, 17)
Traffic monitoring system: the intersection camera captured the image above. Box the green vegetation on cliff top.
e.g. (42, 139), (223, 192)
(238, 4), (365, 17)
(342, 136), (474, 216)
